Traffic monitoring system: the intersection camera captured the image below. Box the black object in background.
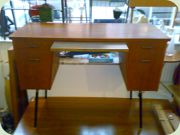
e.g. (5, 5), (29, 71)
(113, 9), (122, 19)
(1, 112), (14, 134)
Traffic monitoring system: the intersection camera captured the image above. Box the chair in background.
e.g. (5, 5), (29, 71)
(0, 7), (14, 40)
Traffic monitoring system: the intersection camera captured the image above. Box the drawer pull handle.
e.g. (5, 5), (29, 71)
(140, 60), (152, 63)
(28, 59), (40, 63)
(141, 46), (153, 49)
(28, 45), (39, 48)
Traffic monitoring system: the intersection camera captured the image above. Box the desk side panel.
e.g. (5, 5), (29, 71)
(8, 47), (28, 126)
(51, 52), (59, 85)
(119, 52), (128, 89)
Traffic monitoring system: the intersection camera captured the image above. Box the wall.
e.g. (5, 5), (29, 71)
(0, 41), (12, 109)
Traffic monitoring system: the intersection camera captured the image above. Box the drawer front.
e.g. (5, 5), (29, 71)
(129, 44), (165, 62)
(13, 38), (53, 51)
(127, 62), (163, 90)
(15, 51), (53, 89)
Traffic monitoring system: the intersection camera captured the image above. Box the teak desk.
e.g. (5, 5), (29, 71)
(10, 23), (170, 128)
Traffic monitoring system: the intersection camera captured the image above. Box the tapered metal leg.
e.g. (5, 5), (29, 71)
(130, 91), (133, 99)
(34, 90), (39, 127)
(138, 91), (143, 129)
(45, 90), (48, 99)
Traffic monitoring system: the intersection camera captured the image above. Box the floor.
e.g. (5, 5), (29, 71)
(25, 64), (174, 101)
(13, 97), (173, 135)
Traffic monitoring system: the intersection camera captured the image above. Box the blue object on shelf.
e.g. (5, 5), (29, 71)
(89, 53), (113, 63)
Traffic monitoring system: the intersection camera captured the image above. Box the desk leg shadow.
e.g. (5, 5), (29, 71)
(139, 91), (143, 129)
(34, 90), (39, 127)
(45, 90), (48, 99)
(34, 89), (47, 127)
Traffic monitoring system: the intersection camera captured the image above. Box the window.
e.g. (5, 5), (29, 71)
(0, 0), (180, 41)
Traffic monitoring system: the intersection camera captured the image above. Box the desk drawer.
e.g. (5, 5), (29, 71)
(15, 51), (53, 89)
(13, 38), (53, 51)
(129, 44), (166, 62)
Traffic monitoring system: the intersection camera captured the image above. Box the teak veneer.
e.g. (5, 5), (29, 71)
(10, 23), (170, 128)
(10, 23), (170, 91)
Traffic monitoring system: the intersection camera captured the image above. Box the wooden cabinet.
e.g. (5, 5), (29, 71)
(12, 38), (58, 90)
(124, 40), (167, 91)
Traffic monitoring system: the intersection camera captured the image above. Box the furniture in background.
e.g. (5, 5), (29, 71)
(94, 18), (125, 23)
(162, 54), (180, 115)
(165, 85), (180, 114)
(127, 0), (178, 27)
(153, 104), (180, 134)
(164, 51), (180, 63)
(9, 23), (169, 128)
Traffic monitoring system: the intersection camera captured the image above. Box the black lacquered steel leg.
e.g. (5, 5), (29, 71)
(45, 90), (48, 99)
(138, 91), (143, 129)
(130, 91), (133, 99)
(34, 90), (39, 127)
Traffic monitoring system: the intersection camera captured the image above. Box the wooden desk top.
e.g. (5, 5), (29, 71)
(164, 51), (180, 63)
(169, 85), (180, 98)
(10, 23), (170, 42)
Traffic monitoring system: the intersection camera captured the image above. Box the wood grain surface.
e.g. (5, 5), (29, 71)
(10, 23), (169, 41)
(13, 97), (173, 135)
